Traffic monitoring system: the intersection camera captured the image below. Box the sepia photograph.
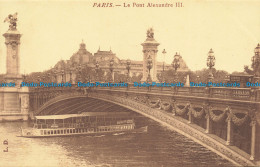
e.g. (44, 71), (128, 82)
(0, 0), (260, 166)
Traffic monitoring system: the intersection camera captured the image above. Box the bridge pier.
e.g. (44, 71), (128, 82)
(0, 87), (29, 122)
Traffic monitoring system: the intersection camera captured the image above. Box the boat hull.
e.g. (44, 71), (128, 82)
(18, 126), (148, 138)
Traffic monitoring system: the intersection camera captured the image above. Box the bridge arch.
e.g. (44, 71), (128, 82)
(36, 95), (134, 116)
(32, 87), (259, 166)
(86, 91), (256, 166)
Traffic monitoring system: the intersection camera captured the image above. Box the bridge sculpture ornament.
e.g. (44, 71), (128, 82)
(4, 13), (18, 30)
(189, 104), (205, 119)
(147, 99), (160, 108)
(231, 111), (249, 127)
(159, 101), (171, 111)
(172, 101), (190, 116)
(146, 28), (154, 39)
(209, 107), (227, 123)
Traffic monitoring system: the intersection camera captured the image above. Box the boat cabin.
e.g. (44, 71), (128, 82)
(34, 112), (133, 130)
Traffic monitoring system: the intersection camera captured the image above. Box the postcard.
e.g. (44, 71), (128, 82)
(0, 0), (259, 166)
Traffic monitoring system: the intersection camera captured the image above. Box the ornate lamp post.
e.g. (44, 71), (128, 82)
(206, 48), (216, 82)
(126, 59), (131, 82)
(50, 69), (55, 82)
(37, 75), (41, 82)
(53, 70), (57, 83)
(147, 55), (153, 82)
(162, 49), (167, 82)
(22, 74), (26, 81)
(109, 58), (114, 82)
(47, 73), (51, 83)
(196, 75), (200, 83)
(172, 52), (180, 82)
(251, 44), (260, 76)
(95, 61), (100, 82)
(42, 75), (46, 83)
(255, 43), (260, 56)
(69, 69), (73, 83)
(61, 70), (65, 83)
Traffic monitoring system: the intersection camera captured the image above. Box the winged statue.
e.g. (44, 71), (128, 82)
(4, 13), (18, 30)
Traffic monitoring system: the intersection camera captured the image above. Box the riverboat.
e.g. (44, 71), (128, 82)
(19, 112), (147, 138)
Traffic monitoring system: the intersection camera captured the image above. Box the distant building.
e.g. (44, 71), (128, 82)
(50, 41), (190, 82)
(93, 48), (119, 64)
(70, 41), (93, 64)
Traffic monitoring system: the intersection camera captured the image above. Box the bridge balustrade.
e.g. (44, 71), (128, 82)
(210, 87), (256, 101)
(101, 83), (259, 101)
(30, 83), (260, 102)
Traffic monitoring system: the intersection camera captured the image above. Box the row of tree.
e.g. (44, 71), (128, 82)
(20, 64), (231, 84)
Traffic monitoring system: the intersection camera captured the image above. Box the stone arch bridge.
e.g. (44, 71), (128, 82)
(29, 84), (260, 166)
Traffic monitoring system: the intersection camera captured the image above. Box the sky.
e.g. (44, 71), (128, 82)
(0, 0), (260, 74)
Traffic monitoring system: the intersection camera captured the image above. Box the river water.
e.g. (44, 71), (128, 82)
(0, 116), (233, 167)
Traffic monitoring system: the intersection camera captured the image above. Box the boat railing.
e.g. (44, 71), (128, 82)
(33, 121), (134, 129)
(33, 123), (96, 129)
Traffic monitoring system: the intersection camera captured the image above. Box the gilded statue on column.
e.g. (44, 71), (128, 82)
(4, 12), (18, 30)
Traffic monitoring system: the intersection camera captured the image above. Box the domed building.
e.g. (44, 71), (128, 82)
(49, 40), (190, 83)
(70, 41), (93, 64)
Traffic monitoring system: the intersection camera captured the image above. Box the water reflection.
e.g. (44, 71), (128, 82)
(0, 117), (233, 167)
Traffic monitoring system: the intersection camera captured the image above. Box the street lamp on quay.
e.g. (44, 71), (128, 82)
(172, 52), (180, 82)
(206, 48), (216, 82)
(126, 59), (131, 82)
(109, 58), (114, 82)
(147, 55), (153, 82)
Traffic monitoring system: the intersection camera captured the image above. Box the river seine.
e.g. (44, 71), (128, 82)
(0, 116), (233, 167)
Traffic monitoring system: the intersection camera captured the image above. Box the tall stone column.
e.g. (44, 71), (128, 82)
(3, 30), (22, 84)
(141, 28), (159, 82)
(0, 13), (29, 121)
